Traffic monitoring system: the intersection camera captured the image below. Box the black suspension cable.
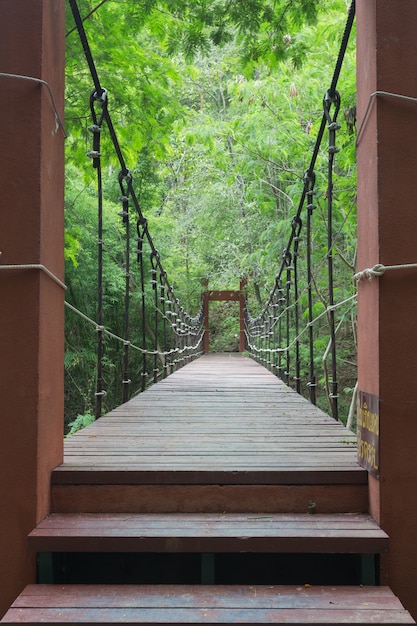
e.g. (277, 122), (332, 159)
(283, 249), (292, 386)
(305, 171), (317, 405)
(70, 0), (202, 315)
(66, 0), (111, 38)
(160, 272), (169, 378)
(250, 0), (356, 319)
(324, 89), (341, 420)
(292, 216), (302, 395)
(69, 0), (104, 99)
(267, 301), (273, 372)
(88, 91), (107, 419)
(95, 136), (104, 419)
(137, 221), (148, 391)
(277, 284), (284, 379)
(70, 0), (205, 403)
(151, 251), (159, 383)
(244, 0), (355, 413)
(69, 0), (148, 217)
(119, 170), (132, 404)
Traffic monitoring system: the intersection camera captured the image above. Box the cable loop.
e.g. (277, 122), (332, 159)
(323, 88), (341, 123)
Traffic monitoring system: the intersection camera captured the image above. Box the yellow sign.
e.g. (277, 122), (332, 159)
(357, 391), (379, 477)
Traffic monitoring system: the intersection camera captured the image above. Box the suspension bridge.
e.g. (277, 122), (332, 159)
(2, 0), (417, 624)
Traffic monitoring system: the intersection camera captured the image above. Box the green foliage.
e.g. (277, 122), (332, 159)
(66, 412), (95, 437)
(64, 0), (358, 425)
(209, 302), (240, 352)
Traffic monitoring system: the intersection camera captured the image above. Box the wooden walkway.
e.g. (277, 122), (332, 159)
(51, 353), (367, 515)
(4, 354), (415, 626)
(56, 353), (360, 482)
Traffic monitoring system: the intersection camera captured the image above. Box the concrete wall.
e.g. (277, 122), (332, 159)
(0, 1), (65, 616)
(357, 0), (417, 619)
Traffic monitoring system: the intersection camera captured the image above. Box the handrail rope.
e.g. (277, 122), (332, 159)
(153, 305), (204, 337)
(246, 259), (417, 344)
(356, 91), (417, 145)
(246, 292), (357, 347)
(248, 205), (357, 327)
(246, 241), (357, 328)
(0, 263), (67, 290)
(355, 262), (417, 281)
(245, 294), (356, 355)
(65, 301), (205, 355)
(247, 194), (358, 326)
(0, 72), (67, 137)
(0, 262), (202, 336)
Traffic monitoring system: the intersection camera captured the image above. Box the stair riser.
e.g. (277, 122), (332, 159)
(51, 484), (368, 514)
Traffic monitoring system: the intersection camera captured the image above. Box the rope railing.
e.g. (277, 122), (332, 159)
(244, 0), (356, 422)
(67, 0), (204, 420)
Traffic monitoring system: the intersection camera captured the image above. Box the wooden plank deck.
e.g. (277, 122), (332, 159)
(55, 354), (361, 485)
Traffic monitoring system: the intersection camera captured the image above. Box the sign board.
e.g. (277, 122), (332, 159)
(357, 390), (380, 477)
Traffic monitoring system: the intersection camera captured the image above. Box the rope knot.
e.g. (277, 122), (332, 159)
(355, 264), (387, 282)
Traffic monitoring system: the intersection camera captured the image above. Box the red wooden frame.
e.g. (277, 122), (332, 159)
(202, 280), (247, 353)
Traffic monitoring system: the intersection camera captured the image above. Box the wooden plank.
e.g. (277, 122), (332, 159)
(51, 468), (366, 486)
(29, 513), (388, 554)
(50, 484), (369, 515)
(206, 290), (241, 301)
(2, 585), (414, 624)
(4, 584), (407, 608)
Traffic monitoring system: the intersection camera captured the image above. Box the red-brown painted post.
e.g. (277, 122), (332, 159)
(357, 1), (417, 618)
(203, 291), (210, 353)
(239, 278), (247, 353)
(202, 283), (247, 353)
(0, 0), (65, 617)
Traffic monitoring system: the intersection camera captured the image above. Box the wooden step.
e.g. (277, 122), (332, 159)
(2, 584), (414, 624)
(29, 512), (388, 554)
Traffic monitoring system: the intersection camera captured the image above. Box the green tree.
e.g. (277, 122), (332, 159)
(64, 0), (357, 424)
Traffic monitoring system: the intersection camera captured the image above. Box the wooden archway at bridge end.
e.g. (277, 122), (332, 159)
(202, 279), (247, 353)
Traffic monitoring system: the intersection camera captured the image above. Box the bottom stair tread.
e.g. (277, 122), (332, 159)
(2, 584), (414, 624)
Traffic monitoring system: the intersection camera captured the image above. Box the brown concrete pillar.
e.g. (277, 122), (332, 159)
(0, 0), (65, 616)
(357, 0), (417, 618)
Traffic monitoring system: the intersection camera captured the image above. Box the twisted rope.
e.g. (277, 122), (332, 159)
(65, 301), (205, 356)
(0, 263), (66, 290)
(0, 72), (67, 137)
(355, 262), (417, 282)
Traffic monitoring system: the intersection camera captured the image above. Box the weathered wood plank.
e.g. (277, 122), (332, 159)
(29, 512), (388, 554)
(2, 585), (414, 624)
(51, 468), (366, 486)
(51, 484), (368, 515)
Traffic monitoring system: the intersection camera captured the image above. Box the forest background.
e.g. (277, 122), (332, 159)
(64, 0), (357, 431)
